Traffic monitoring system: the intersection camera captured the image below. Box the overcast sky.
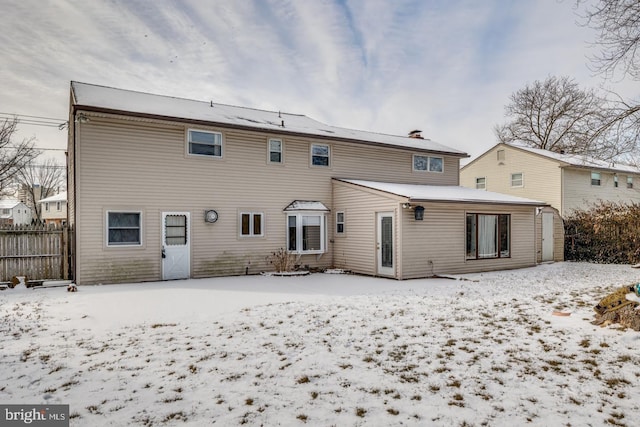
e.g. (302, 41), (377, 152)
(1, 0), (637, 163)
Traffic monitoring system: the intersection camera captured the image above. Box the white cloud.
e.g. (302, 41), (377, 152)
(0, 0), (636, 162)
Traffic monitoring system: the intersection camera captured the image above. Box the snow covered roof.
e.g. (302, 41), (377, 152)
(283, 201), (330, 212)
(38, 192), (67, 204)
(510, 144), (640, 174)
(337, 179), (546, 206)
(71, 82), (468, 157)
(0, 199), (25, 209)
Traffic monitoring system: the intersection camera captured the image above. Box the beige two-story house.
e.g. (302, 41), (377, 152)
(68, 82), (550, 285)
(461, 143), (640, 217)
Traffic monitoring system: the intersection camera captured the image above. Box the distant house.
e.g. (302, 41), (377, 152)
(68, 82), (552, 285)
(0, 200), (32, 225)
(460, 143), (640, 217)
(38, 192), (67, 225)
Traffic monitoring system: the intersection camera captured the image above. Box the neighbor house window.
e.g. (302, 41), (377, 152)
(476, 177), (486, 190)
(1, 209), (9, 215)
(56, 201), (62, 211)
(188, 129), (222, 157)
(107, 211), (141, 246)
(240, 212), (263, 237)
(511, 173), (523, 187)
(466, 213), (510, 259)
(413, 155), (443, 172)
(268, 139), (282, 163)
(614, 175), (619, 188)
(287, 213), (326, 253)
(497, 149), (505, 161)
(336, 211), (345, 234)
(591, 172), (601, 186)
(628, 176), (634, 189)
(311, 144), (330, 166)
(45, 203), (50, 212)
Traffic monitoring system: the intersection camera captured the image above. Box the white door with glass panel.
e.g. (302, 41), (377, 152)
(162, 212), (190, 280)
(377, 212), (394, 276)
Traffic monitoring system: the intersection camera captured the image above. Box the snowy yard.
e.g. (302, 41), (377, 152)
(2, 262), (640, 426)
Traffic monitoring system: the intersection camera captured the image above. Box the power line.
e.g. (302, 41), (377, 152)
(0, 112), (67, 129)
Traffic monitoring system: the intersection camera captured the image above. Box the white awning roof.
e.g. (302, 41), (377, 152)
(283, 201), (330, 212)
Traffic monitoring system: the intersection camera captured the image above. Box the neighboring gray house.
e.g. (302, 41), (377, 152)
(461, 143), (640, 217)
(0, 199), (32, 225)
(68, 82), (550, 285)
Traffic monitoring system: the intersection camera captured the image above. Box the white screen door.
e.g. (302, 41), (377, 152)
(162, 212), (190, 280)
(377, 212), (394, 276)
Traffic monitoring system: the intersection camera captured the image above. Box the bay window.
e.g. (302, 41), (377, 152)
(287, 213), (326, 254)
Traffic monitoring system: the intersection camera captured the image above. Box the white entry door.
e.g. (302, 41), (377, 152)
(162, 212), (190, 280)
(542, 212), (554, 262)
(377, 212), (395, 276)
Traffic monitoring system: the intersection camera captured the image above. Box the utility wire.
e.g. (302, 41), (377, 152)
(0, 112), (67, 129)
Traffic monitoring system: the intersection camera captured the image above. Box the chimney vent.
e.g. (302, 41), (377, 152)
(408, 130), (423, 139)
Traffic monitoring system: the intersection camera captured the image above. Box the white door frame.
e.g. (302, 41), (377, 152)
(541, 212), (554, 262)
(162, 212), (191, 280)
(376, 212), (395, 276)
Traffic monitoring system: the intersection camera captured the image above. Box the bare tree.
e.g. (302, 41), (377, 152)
(0, 117), (40, 196)
(495, 76), (619, 158)
(17, 157), (66, 221)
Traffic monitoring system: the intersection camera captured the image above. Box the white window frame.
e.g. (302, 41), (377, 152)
(413, 155), (444, 173)
(591, 171), (601, 186)
(628, 176), (634, 189)
(510, 173), (523, 187)
(336, 211), (345, 235)
(239, 212), (264, 237)
(188, 129), (223, 158)
(310, 144), (330, 167)
(614, 175), (619, 188)
(475, 177), (486, 190)
(56, 201), (62, 211)
(106, 211), (142, 247)
(287, 212), (327, 254)
(45, 202), (50, 212)
(268, 138), (283, 164)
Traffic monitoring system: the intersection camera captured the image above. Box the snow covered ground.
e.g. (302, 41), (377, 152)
(2, 262), (640, 426)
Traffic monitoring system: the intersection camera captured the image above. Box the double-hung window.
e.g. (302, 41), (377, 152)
(466, 213), (510, 259)
(188, 129), (222, 157)
(56, 201), (62, 211)
(45, 203), (50, 212)
(311, 144), (330, 167)
(614, 175), (619, 188)
(336, 211), (345, 234)
(511, 173), (523, 187)
(476, 177), (486, 190)
(287, 213), (326, 254)
(413, 155), (443, 172)
(107, 211), (142, 246)
(269, 139), (283, 164)
(240, 212), (263, 237)
(628, 176), (634, 189)
(591, 172), (601, 186)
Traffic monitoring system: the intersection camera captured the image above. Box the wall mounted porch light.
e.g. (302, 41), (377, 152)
(414, 205), (425, 221)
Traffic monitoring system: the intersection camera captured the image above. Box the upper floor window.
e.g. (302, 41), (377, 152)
(336, 211), (345, 234)
(56, 201), (62, 211)
(240, 212), (263, 237)
(591, 172), (601, 186)
(628, 176), (634, 189)
(413, 155), (443, 172)
(1, 209), (9, 215)
(188, 129), (222, 157)
(269, 139), (283, 164)
(45, 203), (50, 212)
(614, 175), (619, 188)
(476, 177), (486, 190)
(311, 144), (330, 167)
(511, 173), (523, 187)
(107, 211), (142, 246)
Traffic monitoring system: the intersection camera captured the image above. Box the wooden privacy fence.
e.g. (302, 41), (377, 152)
(0, 224), (72, 282)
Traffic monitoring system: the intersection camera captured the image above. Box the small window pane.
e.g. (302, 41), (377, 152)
(253, 214), (262, 235)
(429, 157), (443, 172)
(476, 177), (486, 189)
(241, 214), (250, 235)
(413, 155), (428, 171)
(165, 214), (186, 245)
(591, 172), (601, 186)
(628, 176), (634, 188)
(336, 212), (345, 234)
(499, 214), (510, 257)
(288, 216), (297, 251)
(466, 214), (477, 259)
